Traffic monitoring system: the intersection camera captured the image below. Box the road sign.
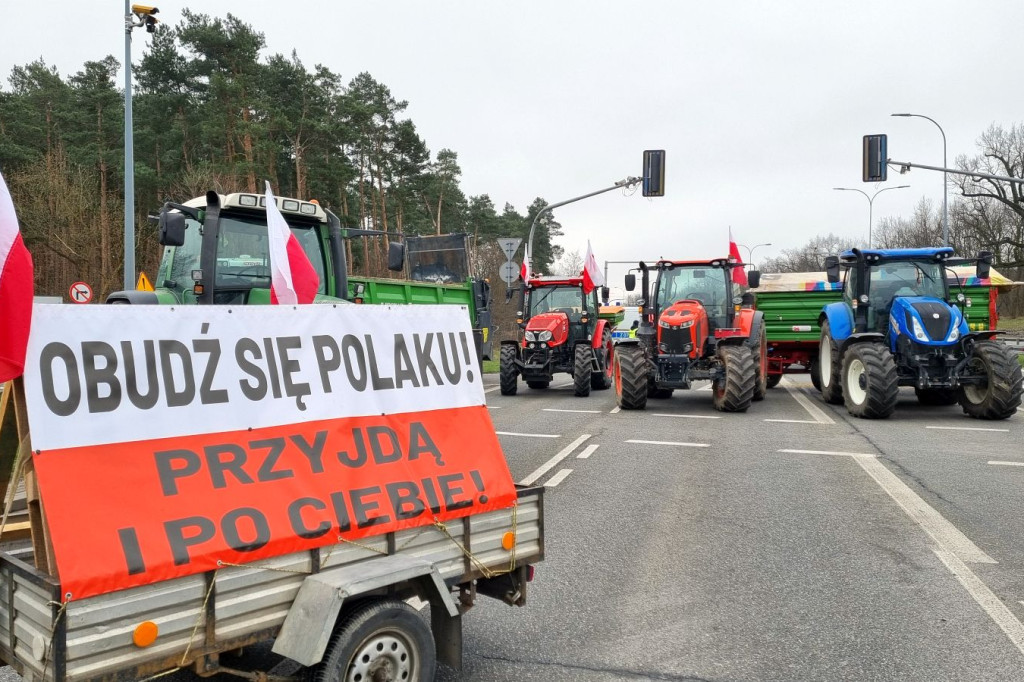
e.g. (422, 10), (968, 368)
(136, 272), (154, 292)
(69, 281), (93, 304)
(499, 261), (519, 285)
(496, 238), (522, 261)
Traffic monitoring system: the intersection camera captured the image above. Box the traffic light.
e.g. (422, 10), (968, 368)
(643, 149), (665, 197)
(863, 134), (887, 182)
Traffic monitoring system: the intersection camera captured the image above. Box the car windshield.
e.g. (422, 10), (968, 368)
(655, 265), (729, 325)
(528, 285), (585, 317)
(869, 260), (945, 308)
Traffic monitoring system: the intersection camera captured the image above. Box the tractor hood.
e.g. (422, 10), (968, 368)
(659, 300), (706, 328)
(889, 296), (966, 345)
(525, 312), (569, 346)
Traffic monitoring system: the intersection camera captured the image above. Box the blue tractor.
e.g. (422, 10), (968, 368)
(817, 247), (1023, 419)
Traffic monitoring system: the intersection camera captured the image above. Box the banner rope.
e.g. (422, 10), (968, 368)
(136, 567), (219, 682)
(41, 596), (69, 680)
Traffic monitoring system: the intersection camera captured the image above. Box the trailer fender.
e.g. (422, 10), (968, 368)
(105, 289), (160, 305)
(839, 332), (886, 354)
(821, 302), (854, 342)
(272, 554), (459, 668)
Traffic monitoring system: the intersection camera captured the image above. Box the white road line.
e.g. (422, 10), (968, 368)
(934, 547), (1024, 658)
(576, 444), (600, 459)
(626, 439), (710, 448)
(543, 468), (573, 487)
(780, 378), (834, 424)
(487, 405), (502, 409)
(764, 419), (820, 424)
(484, 385), (502, 394)
(989, 461), (1024, 467)
(609, 406), (621, 414)
(496, 431), (561, 439)
(542, 408), (602, 414)
(927, 426), (1010, 433)
(779, 449), (875, 457)
(653, 413), (722, 420)
(519, 434), (592, 486)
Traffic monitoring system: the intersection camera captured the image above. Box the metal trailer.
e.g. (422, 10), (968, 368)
(0, 487), (543, 681)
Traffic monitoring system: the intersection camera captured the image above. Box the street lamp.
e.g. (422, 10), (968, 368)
(892, 113), (948, 246)
(124, 3), (160, 291)
(739, 242), (771, 268)
(833, 185), (910, 248)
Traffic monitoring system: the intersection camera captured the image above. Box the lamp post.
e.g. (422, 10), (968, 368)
(892, 113), (948, 246)
(124, 3), (159, 291)
(739, 242), (771, 269)
(833, 185), (909, 248)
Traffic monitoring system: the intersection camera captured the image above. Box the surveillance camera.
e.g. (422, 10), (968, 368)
(131, 4), (159, 15)
(899, 164), (910, 175)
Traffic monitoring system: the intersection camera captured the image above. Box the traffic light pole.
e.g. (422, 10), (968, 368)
(888, 160), (1024, 186)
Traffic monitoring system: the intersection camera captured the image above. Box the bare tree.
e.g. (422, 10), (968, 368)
(553, 249), (585, 277)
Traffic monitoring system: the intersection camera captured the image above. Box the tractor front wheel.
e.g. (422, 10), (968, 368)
(841, 343), (898, 419)
(574, 345), (593, 397)
(957, 341), (1023, 420)
(615, 345), (648, 410)
(819, 321), (843, 405)
(712, 345), (756, 412)
(499, 345), (518, 396)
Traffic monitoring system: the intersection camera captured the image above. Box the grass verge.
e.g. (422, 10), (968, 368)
(483, 359), (499, 374)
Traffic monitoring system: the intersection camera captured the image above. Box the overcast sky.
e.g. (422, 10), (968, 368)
(3, 1), (1023, 285)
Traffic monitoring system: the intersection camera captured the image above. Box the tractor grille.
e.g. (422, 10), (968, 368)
(660, 325), (693, 354)
(909, 301), (951, 341)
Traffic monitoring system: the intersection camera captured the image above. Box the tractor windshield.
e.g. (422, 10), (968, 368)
(868, 260), (945, 309)
(528, 285), (587, 321)
(655, 265), (729, 327)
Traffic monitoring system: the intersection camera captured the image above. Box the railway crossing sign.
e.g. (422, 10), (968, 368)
(69, 281), (93, 304)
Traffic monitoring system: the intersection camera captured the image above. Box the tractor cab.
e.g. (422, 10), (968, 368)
(523, 278), (596, 347)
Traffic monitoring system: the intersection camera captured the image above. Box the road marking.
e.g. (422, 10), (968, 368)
(934, 547), (1024, 658)
(497, 431), (561, 439)
(487, 405), (502, 409)
(626, 439), (710, 448)
(542, 408), (602, 414)
(926, 426), (1010, 433)
(519, 434), (592, 486)
(779, 449), (875, 457)
(543, 468), (573, 487)
(989, 461), (1024, 467)
(609, 406), (621, 414)
(484, 385), (503, 394)
(653, 413), (722, 419)
(764, 419), (820, 424)
(780, 378), (834, 424)
(576, 444), (600, 459)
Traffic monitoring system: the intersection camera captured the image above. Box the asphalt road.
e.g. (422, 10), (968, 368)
(3, 371), (1023, 681)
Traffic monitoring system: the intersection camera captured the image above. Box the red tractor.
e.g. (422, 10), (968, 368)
(614, 258), (767, 411)
(500, 276), (616, 396)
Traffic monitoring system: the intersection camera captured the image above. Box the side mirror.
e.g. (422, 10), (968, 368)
(601, 285), (610, 305)
(976, 250), (993, 279)
(387, 242), (405, 272)
(824, 255), (840, 284)
(625, 274), (636, 291)
(747, 270), (761, 289)
(158, 211), (186, 247)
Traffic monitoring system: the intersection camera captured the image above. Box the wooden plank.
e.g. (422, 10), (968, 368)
(0, 383), (17, 506)
(9, 379), (55, 576)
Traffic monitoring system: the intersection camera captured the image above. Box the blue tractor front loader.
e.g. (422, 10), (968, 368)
(817, 247), (1022, 420)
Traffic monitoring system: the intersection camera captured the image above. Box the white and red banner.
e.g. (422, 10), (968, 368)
(728, 228), (748, 287)
(0, 170), (34, 382)
(23, 304), (515, 599)
(582, 240), (605, 294)
(266, 182), (319, 304)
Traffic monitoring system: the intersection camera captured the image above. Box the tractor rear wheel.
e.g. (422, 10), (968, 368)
(712, 345), (756, 412)
(752, 325), (768, 401)
(527, 381), (550, 390)
(957, 341), (1023, 420)
(574, 345), (593, 397)
(841, 343), (898, 419)
(499, 345), (518, 396)
(615, 345), (648, 410)
(591, 328), (613, 390)
(915, 387), (958, 406)
(819, 321), (843, 405)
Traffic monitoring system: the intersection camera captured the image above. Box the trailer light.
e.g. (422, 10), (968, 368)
(526, 565), (535, 582)
(133, 621), (159, 648)
(239, 194), (257, 207)
(300, 202), (317, 215)
(911, 316), (929, 342)
(501, 531), (516, 550)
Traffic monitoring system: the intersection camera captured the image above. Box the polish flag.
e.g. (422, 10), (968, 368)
(0, 170), (34, 382)
(520, 242), (531, 284)
(265, 182), (319, 305)
(582, 240), (605, 294)
(728, 227), (748, 287)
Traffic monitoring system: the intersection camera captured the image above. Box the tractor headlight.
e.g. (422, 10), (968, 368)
(859, 294), (870, 305)
(946, 326), (960, 342)
(524, 331), (537, 342)
(537, 330), (553, 342)
(911, 316), (929, 342)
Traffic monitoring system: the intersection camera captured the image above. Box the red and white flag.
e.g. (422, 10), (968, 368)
(0, 170), (34, 383)
(265, 182), (319, 305)
(520, 242), (531, 284)
(582, 240), (605, 294)
(728, 227), (748, 287)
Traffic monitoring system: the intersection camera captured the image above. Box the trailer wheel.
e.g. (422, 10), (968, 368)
(573, 345), (593, 397)
(915, 387), (958, 406)
(615, 345), (648, 410)
(809, 356), (822, 392)
(309, 599), (435, 682)
(957, 341), (1023, 420)
(766, 374), (783, 389)
(819, 321), (843, 405)
(527, 380), (550, 390)
(752, 325), (768, 401)
(841, 343), (898, 419)
(712, 345), (755, 412)
(499, 345), (518, 396)
(591, 328), (613, 390)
